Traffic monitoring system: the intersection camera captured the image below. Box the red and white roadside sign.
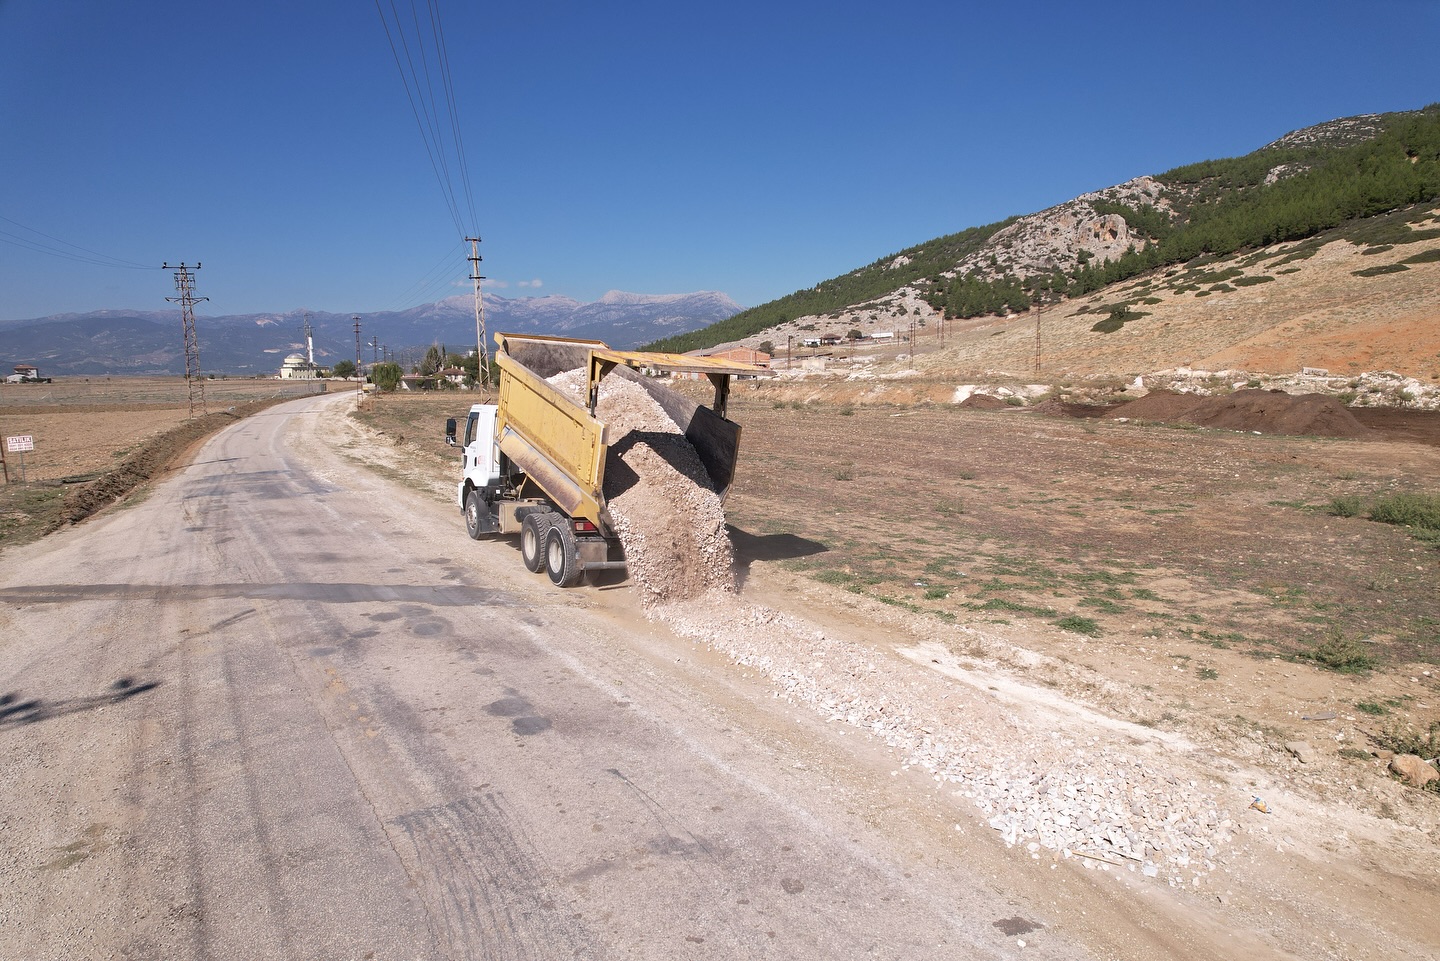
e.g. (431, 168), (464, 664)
(5, 435), (34, 453)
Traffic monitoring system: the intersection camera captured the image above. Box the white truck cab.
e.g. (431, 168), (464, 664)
(456, 403), (500, 495)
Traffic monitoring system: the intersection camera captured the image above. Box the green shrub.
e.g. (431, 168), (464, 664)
(813, 569), (854, 585)
(1374, 720), (1440, 757)
(1368, 492), (1440, 530)
(1080, 596), (1126, 614)
(1305, 635), (1375, 673)
(1327, 495), (1365, 517)
(1054, 615), (1102, 636)
(1353, 263), (1409, 277)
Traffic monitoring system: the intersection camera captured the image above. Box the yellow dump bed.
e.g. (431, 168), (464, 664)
(492, 333), (764, 530)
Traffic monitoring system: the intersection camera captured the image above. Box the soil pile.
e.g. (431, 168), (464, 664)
(1109, 389), (1371, 438)
(549, 371), (734, 603)
(958, 393), (1009, 411)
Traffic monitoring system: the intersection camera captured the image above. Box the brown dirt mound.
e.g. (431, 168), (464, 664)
(1108, 389), (1371, 438)
(959, 393), (1010, 410)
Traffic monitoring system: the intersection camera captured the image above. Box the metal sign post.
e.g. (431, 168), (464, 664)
(6, 434), (34, 484)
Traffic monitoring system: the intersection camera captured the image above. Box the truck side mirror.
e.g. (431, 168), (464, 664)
(445, 417), (457, 446)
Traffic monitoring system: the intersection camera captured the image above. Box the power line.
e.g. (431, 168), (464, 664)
(0, 215), (154, 270)
(373, 0), (479, 243)
(427, 0), (477, 227)
(383, 240), (466, 312)
(375, 0), (474, 240)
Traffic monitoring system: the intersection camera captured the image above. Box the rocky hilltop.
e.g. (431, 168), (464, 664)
(725, 109), (1440, 400)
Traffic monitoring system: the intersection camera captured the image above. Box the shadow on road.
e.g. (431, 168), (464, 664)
(0, 677), (161, 730)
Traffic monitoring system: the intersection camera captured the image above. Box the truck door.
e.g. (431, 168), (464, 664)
(462, 405), (500, 486)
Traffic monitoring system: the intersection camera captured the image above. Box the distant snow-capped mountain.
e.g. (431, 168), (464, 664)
(0, 290), (744, 376)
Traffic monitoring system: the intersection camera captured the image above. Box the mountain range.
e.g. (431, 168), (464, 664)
(0, 290), (743, 377)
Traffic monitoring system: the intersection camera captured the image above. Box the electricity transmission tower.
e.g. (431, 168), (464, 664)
(164, 262), (208, 415)
(353, 315), (363, 403)
(466, 236), (490, 388)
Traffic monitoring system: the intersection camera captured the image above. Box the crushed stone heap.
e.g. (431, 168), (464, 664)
(548, 370), (735, 604)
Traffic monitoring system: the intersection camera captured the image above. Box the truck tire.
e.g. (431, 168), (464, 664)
(520, 513), (549, 573)
(464, 490), (485, 540)
(544, 523), (582, 587)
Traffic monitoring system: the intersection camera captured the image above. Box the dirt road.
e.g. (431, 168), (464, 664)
(0, 394), (1098, 960)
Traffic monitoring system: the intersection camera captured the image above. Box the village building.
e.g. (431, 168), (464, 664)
(5, 364), (49, 384)
(278, 353), (320, 379)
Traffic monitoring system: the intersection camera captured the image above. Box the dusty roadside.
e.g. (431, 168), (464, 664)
(19, 383), (1426, 959)
(332, 390), (1440, 961)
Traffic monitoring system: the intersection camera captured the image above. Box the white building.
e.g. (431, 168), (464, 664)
(279, 353), (319, 379)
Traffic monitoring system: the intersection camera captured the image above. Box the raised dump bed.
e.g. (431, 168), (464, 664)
(446, 333), (764, 587)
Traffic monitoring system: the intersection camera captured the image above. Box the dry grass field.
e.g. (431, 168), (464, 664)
(4, 377), (1437, 956)
(0, 377), (327, 543)
(347, 389), (1440, 810)
(5, 366), (1438, 821)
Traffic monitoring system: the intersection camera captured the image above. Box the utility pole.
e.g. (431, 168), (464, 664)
(353, 315), (362, 403)
(465, 236), (490, 389)
(164, 262), (208, 415)
(1034, 304), (1043, 377)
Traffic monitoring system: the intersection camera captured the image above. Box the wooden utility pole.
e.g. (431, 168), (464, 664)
(164, 262), (208, 415)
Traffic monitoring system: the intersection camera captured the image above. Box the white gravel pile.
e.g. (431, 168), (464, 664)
(548, 370), (734, 604)
(653, 593), (1232, 885)
(551, 368), (1231, 883)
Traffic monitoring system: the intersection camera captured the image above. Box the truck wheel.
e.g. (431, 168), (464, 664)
(520, 513), (549, 573)
(544, 523), (582, 587)
(464, 490), (485, 540)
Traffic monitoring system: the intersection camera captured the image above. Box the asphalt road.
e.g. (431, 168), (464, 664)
(0, 394), (1085, 961)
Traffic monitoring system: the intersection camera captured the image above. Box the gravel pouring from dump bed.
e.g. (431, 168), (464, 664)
(548, 370), (734, 603)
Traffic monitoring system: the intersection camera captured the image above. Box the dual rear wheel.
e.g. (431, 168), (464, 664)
(519, 512), (551, 573)
(519, 511), (583, 587)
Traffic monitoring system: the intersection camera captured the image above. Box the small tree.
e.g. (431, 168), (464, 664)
(420, 344), (443, 377)
(371, 361), (404, 392)
(758, 340), (775, 355)
(332, 359), (357, 379)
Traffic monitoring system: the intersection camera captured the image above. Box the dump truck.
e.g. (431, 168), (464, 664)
(445, 332), (764, 587)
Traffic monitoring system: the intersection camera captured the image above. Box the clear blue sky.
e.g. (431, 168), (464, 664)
(1, 0), (1435, 321)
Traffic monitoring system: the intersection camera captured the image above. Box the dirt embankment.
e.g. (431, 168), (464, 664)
(1104, 389), (1373, 438)
(58, 398), (297, 527)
